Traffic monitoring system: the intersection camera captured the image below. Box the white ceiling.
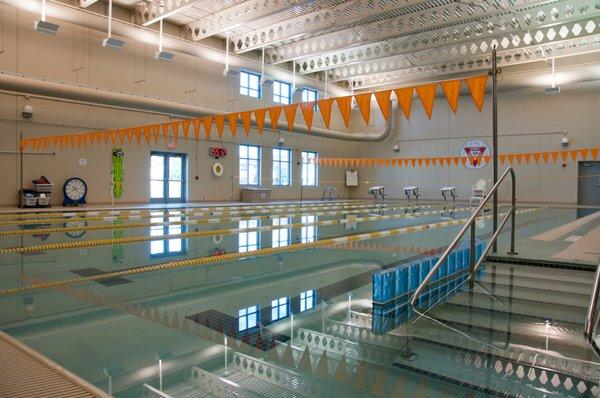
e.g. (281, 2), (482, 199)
(101, 0), (600, 89)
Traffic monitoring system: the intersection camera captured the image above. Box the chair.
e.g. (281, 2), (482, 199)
(469, 179), (486, 205)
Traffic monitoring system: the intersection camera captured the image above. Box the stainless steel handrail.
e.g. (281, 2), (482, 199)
(321, 185), (339, 200)
(584, 260), (600, 354)
(410, 166), (517, 307)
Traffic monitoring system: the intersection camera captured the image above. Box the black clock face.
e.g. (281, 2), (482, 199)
(65, 178), (86, 201)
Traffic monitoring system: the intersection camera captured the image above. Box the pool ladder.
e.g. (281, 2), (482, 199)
(584, 258), (600, 357)
(321, 185), (339, 201)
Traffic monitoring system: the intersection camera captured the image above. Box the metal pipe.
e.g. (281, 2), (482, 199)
(411, 166), (516, 307)
(472, 209), (513, 276)
(584, 263), (600, 343)
(0, 72), (396, 142)
(491, 47), (499, 252)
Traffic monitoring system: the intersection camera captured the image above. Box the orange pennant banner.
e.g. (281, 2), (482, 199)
(193, 118), (201, 139)
(440, 80), (461, 113)
(354, 92), (372, 124)
(181, 120), (191, 139)
(240, 111), (252, 136)
(465, 75), (488, 112)
(317, 98), (334, 129)
(415, 83), (436, 119)
(335, 96), (353, 127)
(300, 102), (315, 131)
(268, 106), (282, 131)
(283, 103), (298, 131)
(254, 108), (267, 134)
(215, 115), (225, 139)
(394, 87), (413, 119)
(374, 90), (392, 121)
(227, 113), (238, 137)
(202, 117), (213, 140)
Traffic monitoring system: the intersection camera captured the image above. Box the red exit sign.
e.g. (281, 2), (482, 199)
(209, 147), (227, 158)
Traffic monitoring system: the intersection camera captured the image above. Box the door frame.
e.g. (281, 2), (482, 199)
(150, 151), (187, 204)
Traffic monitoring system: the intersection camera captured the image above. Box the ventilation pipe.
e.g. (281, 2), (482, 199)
(0, 0), (395, 142)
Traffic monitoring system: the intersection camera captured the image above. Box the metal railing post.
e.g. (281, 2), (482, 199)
(584, 260), (600, 355)
(508, 168), (518, 255)
(470, 222), (476, 284)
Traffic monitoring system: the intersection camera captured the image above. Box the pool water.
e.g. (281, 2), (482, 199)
(0, 201), (598, 397)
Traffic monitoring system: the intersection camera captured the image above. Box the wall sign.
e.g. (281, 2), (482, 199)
(209, 147), (227, 159)
(461, 139), (490, 169)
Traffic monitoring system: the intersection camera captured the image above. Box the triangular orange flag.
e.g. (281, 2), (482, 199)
(440, 80), (461, 113)
(374, 90), (392, 121)
(181, 120), (191, 139)
(524, 153), (532, 164)
(506, 154), (515, 163)
(580, 149), (589, 160)
(569, 150), (579, 161)
(202, 117), (213, 139)
(227, 113), (238, 137)
(452, 157), (460, 166)
(300, 102), (315, 131)
(133, 127), (142, 145)
(335, 96), (353, 127)
(415, 83), (436, 119)
(318, 98), (335, 128)
(465, 75), (488, 112)
(542, 152), (550, 163)
(394, 87), (414, 119)
(424, 158), (431, 166)
(514, 153), (523, 164)
(550, 151), (560, 162)
(254, 108), (267, 134)
(193, 119), (201, 139)
(268, 106), (282, 131)
(240, 111), (252, 136)
(354, 93), (372, 124)
(533, 152), (541, 163)
(499, 154), (506, 164)
(215, 115), (225, 139)
(283, 103), (298, 131)
(143, 126), (152, 144)
(591, 148), (599, 159)
(170, 120), (181, 142)
(161, 124), (170, 141)
(151, 125), (160, 143)
(560, 151), (569, 162)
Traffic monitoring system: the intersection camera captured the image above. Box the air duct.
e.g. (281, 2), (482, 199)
(0, 0), (395, 142)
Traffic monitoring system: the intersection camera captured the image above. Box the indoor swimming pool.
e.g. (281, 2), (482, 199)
(0, 200), (599, 397)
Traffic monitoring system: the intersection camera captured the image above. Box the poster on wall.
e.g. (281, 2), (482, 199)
(461, 139), (490, 169)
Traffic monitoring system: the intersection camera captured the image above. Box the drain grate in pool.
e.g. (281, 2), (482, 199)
(71, 267), (132, 287)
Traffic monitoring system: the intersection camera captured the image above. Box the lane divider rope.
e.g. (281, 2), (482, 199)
(0, 208), (537, 296)
(0, 206), (460, 254)
(0, 205), (434, 237)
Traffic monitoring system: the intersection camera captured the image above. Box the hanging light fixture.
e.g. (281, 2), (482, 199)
(34, 0), (60, 35)
(545, 58), (560, 94)
(103, 0), (125, 50)
(155, 20), (174, 61)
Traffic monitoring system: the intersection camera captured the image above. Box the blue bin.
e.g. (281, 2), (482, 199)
(395, 267), (408, 298)
(408, 263), (420, 291)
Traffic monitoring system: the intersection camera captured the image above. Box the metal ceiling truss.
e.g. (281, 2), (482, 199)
(186, 0), (312, 41)
(298, 0), (600, 74)
(231, 0), (435, 54)
(329, 14), (600, 81)
(266, 0), (542, 64)
(350, 32), (600, 89)
(133, 1), (204, 26)
(79, 0), (100, 7)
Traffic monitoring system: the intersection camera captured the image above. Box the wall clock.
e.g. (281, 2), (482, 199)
(63, 177), (88, 206)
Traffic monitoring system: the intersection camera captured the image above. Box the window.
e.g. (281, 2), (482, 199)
(271, 297), (289, 321)
(238, 305), (259, 332)
(150, 211), (187, 257)
(301, 215), (317, 243)
(239, 219), (260, 253)
(239, 145), (261, 186)
(301, 151), (318, 187)
(300, 290), (316, 312)
(272, 217), (290, 248)
(240, 71), (261, 98)
(273, 80), (291, 104)
(273, 148), (291, 186)
(150, 152), (186, 203)
(302, 88), (318, 110)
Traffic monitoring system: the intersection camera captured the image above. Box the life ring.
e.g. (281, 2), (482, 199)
(212, 234), (223, 245)
(212, 162), (224, 177)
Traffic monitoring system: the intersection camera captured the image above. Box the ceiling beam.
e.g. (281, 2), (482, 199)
(350, 32), (600, 89)
(321, 5), (600, 80)
(231, 0), (434, 54)
(186, 0), (312, 41)
(295, 0), (594, 74)
(132, 1), (205, 26)
(79, 0), (100, 7)
(266, 0), (548, 64)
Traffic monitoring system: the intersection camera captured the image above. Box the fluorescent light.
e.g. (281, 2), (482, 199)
(34, 20), (59, 35)
(223, 69), (240, 77)
(103, 37), (125, 50)
(545, 58), (560, 94)
(155, 51), (174, 61)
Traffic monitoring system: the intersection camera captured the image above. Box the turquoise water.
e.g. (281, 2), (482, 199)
(0, 202), (598, 397)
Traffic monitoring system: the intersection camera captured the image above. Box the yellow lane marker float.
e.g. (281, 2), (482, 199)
(0, 200), (385, 221)
(0, 208), (537, 296)
(0, 206), (461, 254)
(0, 205), (435, 237)
(0, 201), (407, 226)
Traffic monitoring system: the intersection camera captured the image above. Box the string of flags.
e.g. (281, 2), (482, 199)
(316, 148), (600, 168)
(19, 75), (488, 151)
